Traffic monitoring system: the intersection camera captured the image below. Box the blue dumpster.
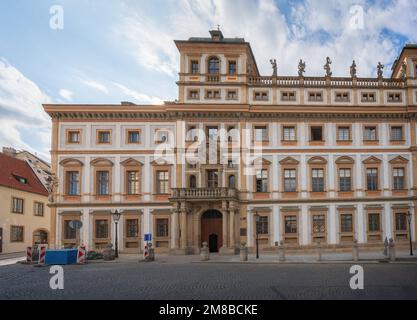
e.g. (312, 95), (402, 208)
(45, 249), (78, 265)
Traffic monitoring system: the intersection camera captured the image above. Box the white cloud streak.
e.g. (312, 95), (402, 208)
(81, 79), (109, 94)
(113, 82), (164, 105)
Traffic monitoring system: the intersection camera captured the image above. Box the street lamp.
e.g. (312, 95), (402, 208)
(112, 209), (122, 258)
(255, 212), (260, 259)
(407, 211), (413, 256)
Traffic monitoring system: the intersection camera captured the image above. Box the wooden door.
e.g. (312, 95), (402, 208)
(201, 210), (222, 252)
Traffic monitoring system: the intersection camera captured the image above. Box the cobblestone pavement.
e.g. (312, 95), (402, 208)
(1, 258), (417, 300)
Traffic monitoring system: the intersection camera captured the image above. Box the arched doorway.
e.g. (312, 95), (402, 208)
(201, 210), (222, 252)
(33, 229), (48, 246)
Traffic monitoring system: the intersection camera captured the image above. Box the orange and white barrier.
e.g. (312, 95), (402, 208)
(26, 247), (32, 263)
(77, 245), (86, 264)
(38, 245), (47, 265)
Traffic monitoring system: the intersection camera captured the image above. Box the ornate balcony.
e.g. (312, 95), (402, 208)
(170, 187), (239, 201)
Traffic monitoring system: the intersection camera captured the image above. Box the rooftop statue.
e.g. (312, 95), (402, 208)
(270, 59), (277, 77)
(298, 59), (306, 77)
(377, 62), (384, 78)
(350, 60), (357, 78)
(324, 57), (332, 77)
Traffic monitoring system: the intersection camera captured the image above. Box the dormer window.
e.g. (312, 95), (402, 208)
(208, 57), (220, 74)
(14, 175), (28, 184)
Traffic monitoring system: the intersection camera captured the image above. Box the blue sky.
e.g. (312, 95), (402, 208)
(0, 0), (416, 160)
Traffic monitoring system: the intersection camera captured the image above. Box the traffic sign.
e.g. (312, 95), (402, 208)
(69, 220), (83, 230)
(144, 233), (152, 241)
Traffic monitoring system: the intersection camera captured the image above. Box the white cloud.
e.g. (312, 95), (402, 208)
(114, 0), (417, 78)
(81, 79), (109, 94)
(59, 88), (73, 101)
(0, 58), (51, 160)
(113, 82), (164, 105)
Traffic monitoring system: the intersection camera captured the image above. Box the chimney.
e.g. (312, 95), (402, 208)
(2, 147), (17, 157)
(209, 28), (224, 42)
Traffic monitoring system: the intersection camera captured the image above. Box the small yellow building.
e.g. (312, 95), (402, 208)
(0, 151), (50, 255)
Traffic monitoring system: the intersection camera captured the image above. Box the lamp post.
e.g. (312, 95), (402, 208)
(112, 209), (122, 258)
(255, 212), (260, 259)
(407, 211), (413, 256)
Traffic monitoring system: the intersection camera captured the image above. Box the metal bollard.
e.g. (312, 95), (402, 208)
(352, 239), (359, 262)
(278, 240), (285, 262)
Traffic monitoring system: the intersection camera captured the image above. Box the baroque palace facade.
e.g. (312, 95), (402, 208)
(44, 30), (417, 254)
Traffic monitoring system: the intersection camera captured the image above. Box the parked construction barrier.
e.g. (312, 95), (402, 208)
(77, 245), (86, 264)
(26, 247), (33, 263)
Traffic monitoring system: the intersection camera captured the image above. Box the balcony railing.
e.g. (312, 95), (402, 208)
(247, 76), (405, 88)
(170, 187), (239, 201)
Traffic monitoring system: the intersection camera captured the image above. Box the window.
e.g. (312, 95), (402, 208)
(156, 218), (169, 237)
(127, 170), (139, 195)
(95, 220), (109, 239)
(254, 126), (268, 142)
(11, 197), (24, 213)
(256, 169), (268, 192)
(67, 130), (80, 143)
(337, 127), (350, 141)
(335, 92), (350, 102)
(34, 202), (44, 217)
(387, 93), (402, 102)
(228, 60), (237, 75)
(395, 213), (407, 231)
(283, 126), (296, 141)
(156, 171), (169, 194)
(284, 216), (297, 234)
(228, 175), (236, 189)
(340, 214), (353, 233)
(308, 92), (323, 101)
(189, 175), (197, 188)
(226, 90), (237, 100)
(256, 216), (268, 234)
(126, 219), (139, 238)
(311, 169), (324, 192)
(361, 92), (376, 102)
(366, 168), (378, 191)
(190, 60), (199, 74)
(127, 130), (141, 144)
(281, 92), (296, 101)
(64, 220), (76, 240)
(310, 126), (323, 141)
(207, 170), (218, 188)
(368, 213), (380, 232)
(393, 168), (405, 190)
(97, 130), (111, 144)
(96, 171), (110, 195)
(187, 126), (198, 141)
(155, 130), (169, 143)
(188, 90), (199, 100)
(66, 171), (79, 195)
(312, 214), (326, 234)
(339, 168), (352, 192)
(208, 57), (220, 74)
(10, 226), (24, 242)
(364, 126), (377, 141)
(284, 169), (296, 192)
(391, 126), (403, 141)
(14, 175), (27, 184)
(254, 91), (268, 101)
(206, 126), (218, 140)
(205, 90), (221, 99)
